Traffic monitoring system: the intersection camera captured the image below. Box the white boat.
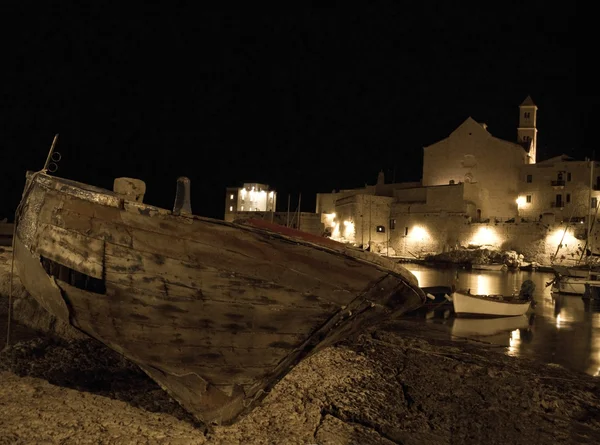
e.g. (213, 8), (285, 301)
(471, 263), (506, 271)
(452, 280), (535, 317)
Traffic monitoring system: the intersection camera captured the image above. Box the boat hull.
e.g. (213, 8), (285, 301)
(553, 277), (600, 295)
(552, 265), (596, 278)
(13, 172), (426, 425)
(452, 291), (531, 317)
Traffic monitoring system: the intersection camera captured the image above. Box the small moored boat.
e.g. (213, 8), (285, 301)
(452, 280), (536, 317)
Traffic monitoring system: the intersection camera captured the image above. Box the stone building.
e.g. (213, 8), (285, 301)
(422, 96), (537, 221)
(518, 155), (600, 224)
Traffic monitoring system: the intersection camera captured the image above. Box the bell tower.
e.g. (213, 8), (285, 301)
(518, 95), (538, 164)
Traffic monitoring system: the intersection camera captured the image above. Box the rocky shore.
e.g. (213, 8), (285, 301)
(1, 248), (599, 444)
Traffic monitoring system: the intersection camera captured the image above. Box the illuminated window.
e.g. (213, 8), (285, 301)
(526, 195), (532, 203)
(376, 225), (385, 233)
(241, 206), (244, 210)
(229, 206), (233, 211)
(230, 194), (234, 200)
(526, 174), (532, 183)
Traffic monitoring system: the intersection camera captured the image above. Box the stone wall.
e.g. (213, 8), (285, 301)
(388, 214), (589, 265)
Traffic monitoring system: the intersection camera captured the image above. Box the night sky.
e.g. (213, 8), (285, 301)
(1, 2), (577, 220)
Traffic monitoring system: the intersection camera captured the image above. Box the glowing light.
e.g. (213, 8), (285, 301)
(229, 206), (233, 211)
(343, 220), (355, 240)
(332, 222), (340, 240)
(516, 196), (525, 206)
(548, 228), (577, 248)
(322, 213), (336, 228)
(469, 227), (499, 246)
(409, 226), (429, 241)
(556, 313), (562, 329)
(230, 194), (234, 200)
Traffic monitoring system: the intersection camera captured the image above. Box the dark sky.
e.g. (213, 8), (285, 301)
(0, 2), (577, 220)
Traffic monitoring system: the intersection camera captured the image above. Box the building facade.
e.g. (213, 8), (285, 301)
(518, 156), (600, 224)
(224, 182), (277, 223)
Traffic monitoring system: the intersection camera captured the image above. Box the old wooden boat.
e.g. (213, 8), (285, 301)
(13, 170), (426, 425)
(451, 280), (536, 317)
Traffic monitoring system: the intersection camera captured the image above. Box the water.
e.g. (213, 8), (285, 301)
(402, 264), (600, 377)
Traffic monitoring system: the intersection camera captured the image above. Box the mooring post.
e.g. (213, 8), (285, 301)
(173, 176), (192, 216)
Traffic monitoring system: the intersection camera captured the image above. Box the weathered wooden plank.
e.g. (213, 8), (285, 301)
(40, 204), (380, 305)
(41, 192), (384, 285)
(42, 204), (386, 305)
(35, 223), (104, 279)
(60, 278), (335, 336)
(103, 249), (347, 308)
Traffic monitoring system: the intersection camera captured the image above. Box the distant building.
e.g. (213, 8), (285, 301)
(224, 182), (276, 223)
(421, 97), (537, 220)
(518, 155), (600, 224)
(223, 183), (325, 236)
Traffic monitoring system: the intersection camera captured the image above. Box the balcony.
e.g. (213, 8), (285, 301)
(551, 180), (565, 187)
(550, 202), (564, 208)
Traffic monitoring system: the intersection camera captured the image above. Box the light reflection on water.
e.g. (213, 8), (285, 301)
(403, 264), (600, 377)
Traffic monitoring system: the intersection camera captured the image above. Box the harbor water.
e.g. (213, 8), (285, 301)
(402, 264), (600, 377)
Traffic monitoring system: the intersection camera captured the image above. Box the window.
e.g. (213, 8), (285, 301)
(390, 219), (396, 230)
(241, 206), (244, 210)
(592, 198), (598, 209)
(567, 172), (572, 181)
(376, 225), (385, 233)
(230, 194), (234, 200)
(566, 194), (571, 203)
(524, 112), (530, 119)
(404, 227), (409, 236)
(229, 206), (233, 211)
(526, 195), (532, 203)
(526, 174), (532, 183)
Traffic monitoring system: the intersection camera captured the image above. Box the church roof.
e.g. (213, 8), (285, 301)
(520, 95), (536, 107)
